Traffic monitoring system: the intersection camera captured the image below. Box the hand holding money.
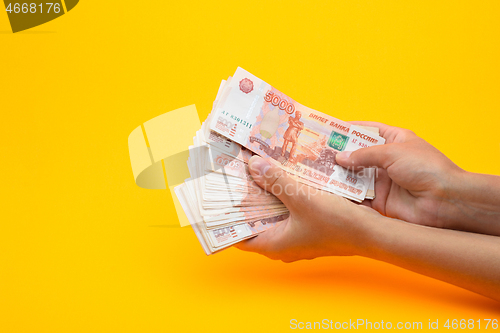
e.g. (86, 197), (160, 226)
(174, 67), (386, 254)
(336, 121), (500, 237)
(132, 70), (500, 302)
(234, 155), (384, 262)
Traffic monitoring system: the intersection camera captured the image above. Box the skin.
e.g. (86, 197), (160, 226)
(338, 121), (500, 236)
(235, 122), (500, 301)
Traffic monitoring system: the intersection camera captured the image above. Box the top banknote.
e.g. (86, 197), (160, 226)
(209, 68), (385, 201)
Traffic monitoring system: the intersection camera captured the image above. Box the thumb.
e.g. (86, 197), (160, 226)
(335, 144), (398, 170)
(248, 156), (301, 206)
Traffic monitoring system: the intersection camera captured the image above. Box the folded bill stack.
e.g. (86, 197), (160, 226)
(175, 68), (385, 255)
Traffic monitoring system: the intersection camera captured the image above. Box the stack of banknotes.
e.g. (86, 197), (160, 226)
(174, 68), (385, 255)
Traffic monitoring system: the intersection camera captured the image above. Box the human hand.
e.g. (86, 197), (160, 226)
(234, 156), (382, 262)
(234, 136), (500, 301)
(335, 121), (466, 230)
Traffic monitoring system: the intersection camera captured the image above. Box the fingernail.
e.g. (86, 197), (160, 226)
(336, 151), (352, 160)
(249, 156), (271, 176)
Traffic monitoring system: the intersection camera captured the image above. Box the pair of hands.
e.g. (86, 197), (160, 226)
(236, 121), (470, 261)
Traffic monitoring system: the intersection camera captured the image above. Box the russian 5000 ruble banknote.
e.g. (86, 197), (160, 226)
(208, 68), (385, 201)
(209, 68), (385, 202)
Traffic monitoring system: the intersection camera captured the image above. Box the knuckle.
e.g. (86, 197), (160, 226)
(263, 166), (284, 186)
(281, 257), (296, 264)
(280, 252), (300, 263)
(269, 171), (290, 193)
(405, 129), (416, 136)
(264, 248), (296, 262)
(265, 252), (282, 261)
(386, 143), (401, 155)
(401, 128), (417, 139)
(270, 167), (286, 184)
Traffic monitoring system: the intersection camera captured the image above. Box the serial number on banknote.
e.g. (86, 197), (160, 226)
(221, 110), (253, 129)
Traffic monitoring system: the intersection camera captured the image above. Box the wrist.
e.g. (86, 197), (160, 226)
(442, 170), (500, 235)
(350, 209), (392, 259)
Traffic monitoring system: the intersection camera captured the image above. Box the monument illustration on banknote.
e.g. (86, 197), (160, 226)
(249, 111), (340, 177)
(240, 88), (359, 179)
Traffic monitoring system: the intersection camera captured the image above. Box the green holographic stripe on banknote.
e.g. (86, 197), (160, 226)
(327, 131), (348, 151)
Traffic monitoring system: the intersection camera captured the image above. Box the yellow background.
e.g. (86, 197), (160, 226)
(1, 1), (499, 332)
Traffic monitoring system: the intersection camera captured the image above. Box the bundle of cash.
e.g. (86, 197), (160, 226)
(175, 68), (385, 255)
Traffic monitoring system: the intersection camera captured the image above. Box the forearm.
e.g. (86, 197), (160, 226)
(443, 171), (500, 235)
(361, 216), (500, 301)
